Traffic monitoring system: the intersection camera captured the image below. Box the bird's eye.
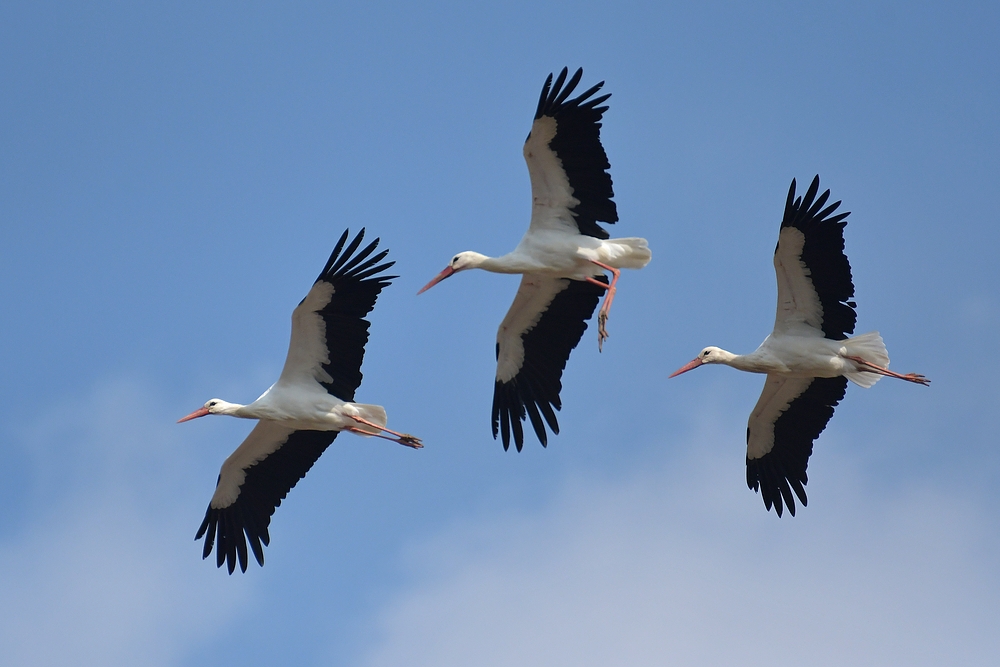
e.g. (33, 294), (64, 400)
(453, 256), (459, 263)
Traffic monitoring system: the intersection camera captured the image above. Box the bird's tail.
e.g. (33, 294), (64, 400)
(843, 331), (890, 388)
(606, 237), (652, 269)
(348, 403), (388, 436)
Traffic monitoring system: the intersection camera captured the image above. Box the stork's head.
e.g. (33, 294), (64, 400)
(417, 251), (489, 294)
(669, 346), (728, 377)
(177, 398), (239, 422)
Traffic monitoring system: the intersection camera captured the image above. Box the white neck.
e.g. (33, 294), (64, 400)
(466, 252), (527, 274)
(448, 248), (542, 275)
(484, 255), (524, 273)
(717, 348), (777, 374)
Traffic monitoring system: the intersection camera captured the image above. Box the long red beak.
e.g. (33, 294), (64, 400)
(669, 358), (704, 378)
(417, 266), (456, 295)
(177, 407), (211, 423)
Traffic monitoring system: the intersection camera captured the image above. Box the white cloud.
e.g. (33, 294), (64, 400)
(0, 379), (248, 667)
(357, 415), (1000, 667)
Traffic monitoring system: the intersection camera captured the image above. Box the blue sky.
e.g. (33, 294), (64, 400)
(1, 1), (998, 665)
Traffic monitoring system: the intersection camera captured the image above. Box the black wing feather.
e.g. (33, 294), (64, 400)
(780, 176), (856, 339)
(311, 228), (396, 402)
(532, 67), (617, 240)
(746, 376), (848, 517)
(492, 277), (606, 451)
(196, 429), (339, 573)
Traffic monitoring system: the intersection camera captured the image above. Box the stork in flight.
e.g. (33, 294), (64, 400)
(418, 67), (651, 452)
(178, 229), (421, 573)
(670, 176), (929, 517)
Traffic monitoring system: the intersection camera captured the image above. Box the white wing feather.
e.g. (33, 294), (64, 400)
(496, 274), (570, 383)
(747, 375), (813, 460)
(210, 420), (296, 509)
(773, 226), (824, 337)
(524, 116), (579, 235)
(276, 282), (336, 387)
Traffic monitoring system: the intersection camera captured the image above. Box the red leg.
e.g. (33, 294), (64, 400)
(348, 418), (423, 448)
(587, 260), (621, 352)
(350, 415), (409, 438)
(844, 356), (931, 386)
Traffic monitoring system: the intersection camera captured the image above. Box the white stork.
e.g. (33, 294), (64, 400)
(178, 229), (421, 573)
(670, 176), (929, 517)
(418, 67), (651, 452)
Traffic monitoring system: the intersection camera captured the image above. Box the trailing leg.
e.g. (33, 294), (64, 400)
(586, 260), (621, 352)
(348, 416), (424, 447)
(844, 355), (930, 386)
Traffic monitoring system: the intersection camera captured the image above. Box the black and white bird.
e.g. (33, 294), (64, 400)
(178, 229), (421, 573)
(417, 67), (651, 451)
(670, 176), (929, 517)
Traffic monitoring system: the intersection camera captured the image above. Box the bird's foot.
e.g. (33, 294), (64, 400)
(597, 312), (609, 352)
(902, 373), (931, 386)
(396, 434), (424, 449)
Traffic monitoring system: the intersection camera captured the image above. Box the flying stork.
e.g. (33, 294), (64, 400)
(670, 176), (929, 517)
(418, 67), (651, 452)
(178, 229), (421, 573)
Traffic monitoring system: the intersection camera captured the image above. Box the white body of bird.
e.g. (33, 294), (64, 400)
(698, 330), (890, 387)
(443, 233), (650, 279)
(189, 393), (387, 435)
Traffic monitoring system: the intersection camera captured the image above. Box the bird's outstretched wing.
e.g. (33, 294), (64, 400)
(492, 274), (606, 451)
(277, 228), (396, 401)
(773, 175), (856, 339)
(196, 421), (339, 573)
(746, 374), (848, 517)
(524, 67), (617, 240)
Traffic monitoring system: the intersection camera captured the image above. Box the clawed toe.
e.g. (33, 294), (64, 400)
(398, 434), (423, 449)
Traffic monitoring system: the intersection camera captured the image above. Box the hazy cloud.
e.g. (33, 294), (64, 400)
(359, 420), (1000, 667)
(0, 380), (248, 667)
